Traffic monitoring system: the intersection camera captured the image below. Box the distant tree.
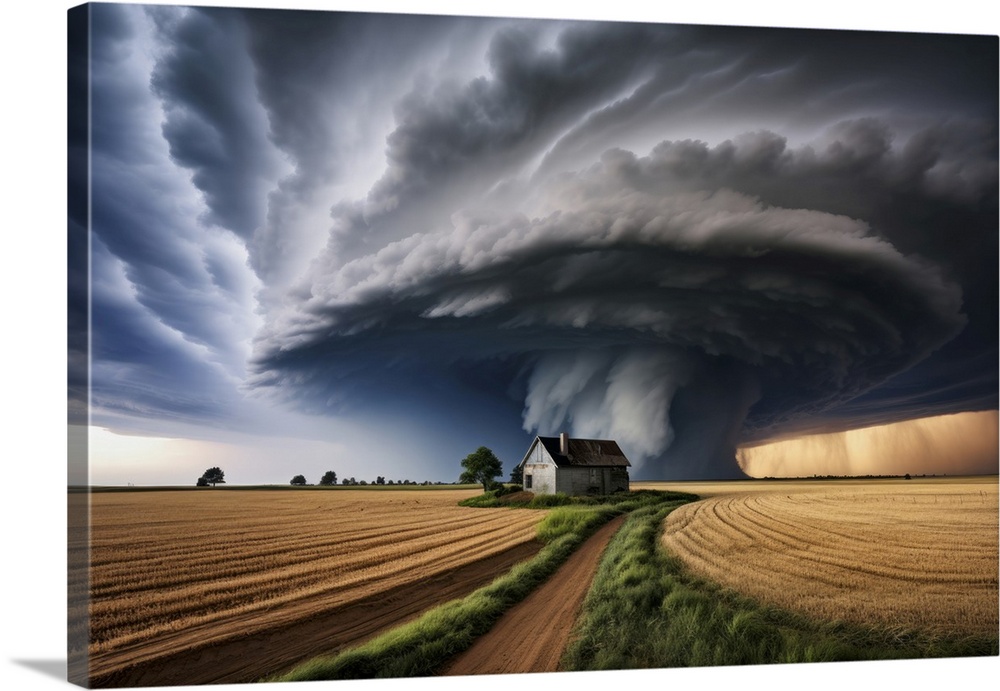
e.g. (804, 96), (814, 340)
(359, 480), (368, 485)
(196, 477), (210, 487)
(290, 474), (307, 486)
(510, 464), (523, 484)
(200, 467), (225, 487)
(376, 476), (385, 485)
(460, 446), (504, 492)
(904, 473), (912, 480)
(319, 470), (338, 486)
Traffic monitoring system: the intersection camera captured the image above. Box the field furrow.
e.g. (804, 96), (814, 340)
(659, 477), (999, 636)
(83, 489), (546, 660)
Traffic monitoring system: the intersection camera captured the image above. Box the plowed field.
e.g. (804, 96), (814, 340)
(658, 477), (999, 636)
(79, 488), (546, 685)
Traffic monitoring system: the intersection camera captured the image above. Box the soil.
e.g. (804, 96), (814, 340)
(88, 540), (542, 688)
(498, 490), (535, 504)
(439, 514), (626, 676)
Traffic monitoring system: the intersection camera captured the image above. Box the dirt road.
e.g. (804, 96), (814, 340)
(440, 514), (626, 676)
(88, 540), (541, 687)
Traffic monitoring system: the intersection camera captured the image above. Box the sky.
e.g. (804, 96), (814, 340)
(5, 6), (994, 691)
(67, 0), (999, 485)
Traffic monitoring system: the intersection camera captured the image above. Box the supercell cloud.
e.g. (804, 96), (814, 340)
(75, 5), (998, 480)
(253, 133), (975, 477)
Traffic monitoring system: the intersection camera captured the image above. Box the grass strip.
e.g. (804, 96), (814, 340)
(269, 498), (634, 681)
(562, 502), (999, 671)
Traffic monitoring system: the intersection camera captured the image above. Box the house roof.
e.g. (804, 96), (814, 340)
(534, 436), (631, 468)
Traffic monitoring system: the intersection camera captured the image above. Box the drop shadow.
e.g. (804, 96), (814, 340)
(11, 658), (66, 682)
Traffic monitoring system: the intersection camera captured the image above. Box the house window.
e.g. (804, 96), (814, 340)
(525, 474), (532, 489)
(590, 468), (598, 484)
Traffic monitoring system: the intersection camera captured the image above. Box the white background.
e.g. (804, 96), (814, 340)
(2, 1), (997, 690)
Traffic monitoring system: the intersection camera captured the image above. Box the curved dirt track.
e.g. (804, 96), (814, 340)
(440, 515), (626, 676)
(89, 540), (541, 687)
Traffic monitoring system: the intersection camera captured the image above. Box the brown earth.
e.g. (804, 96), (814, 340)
(497, 490), (535, 504)
(88, 540), (541, 687)
(440, 514), (626, 676)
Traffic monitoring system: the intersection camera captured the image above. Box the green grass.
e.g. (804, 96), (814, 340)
(562, 501), (1000, 671)
(269, 490), (691, 682)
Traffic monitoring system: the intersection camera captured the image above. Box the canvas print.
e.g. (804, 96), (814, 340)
(67, 2), (999, 688)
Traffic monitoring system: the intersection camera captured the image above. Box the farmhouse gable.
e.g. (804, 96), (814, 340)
(518, 433), (631, 495)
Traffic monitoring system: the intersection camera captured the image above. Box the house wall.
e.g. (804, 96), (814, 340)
(609, 467), (630, 493)
(555, 467), (592, 495)
(555, 466), (630, 495)
(522, 441), (557, 494)
(524, 462), (556, 494)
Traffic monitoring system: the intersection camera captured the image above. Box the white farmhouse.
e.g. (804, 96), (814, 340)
(517, 433), (631, 496)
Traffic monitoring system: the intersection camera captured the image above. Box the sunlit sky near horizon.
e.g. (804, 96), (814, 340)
(85, 411), (998, 486)
(68, 0), (998, 486)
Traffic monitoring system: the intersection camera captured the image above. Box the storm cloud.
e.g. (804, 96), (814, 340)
(77, 4), (997, 481)
(253, 129), (979, 477)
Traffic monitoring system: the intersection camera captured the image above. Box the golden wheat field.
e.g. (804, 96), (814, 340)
(656, 477), (999, 636)
(81, 488), (544, 658)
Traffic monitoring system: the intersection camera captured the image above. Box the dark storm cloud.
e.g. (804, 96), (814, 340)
(149, 7), (285, 239)
(534, 25), (997, 176)
(90, 141), (254, 375)
(88, 237), (240, 424)
(320, 19), (997, 272)
(238, 10), (494, 286)
(67, 4), (92, 425)
(80, 5), (996, 481)
(247, 19), (996, 479)
(254, 117), (991, 477)
(365, 22), (672, 209)
(83, 4), (262, 429)
(325, 20), (690, 263)
(240, 9), (458, 184)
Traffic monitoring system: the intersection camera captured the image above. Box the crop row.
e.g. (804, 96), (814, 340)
(660, 481), (999, 635)
(86, 490), (545, 655)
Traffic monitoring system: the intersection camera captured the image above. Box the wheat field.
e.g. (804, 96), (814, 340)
(83, 488), (545, 656)
(658, 477), (999, 636)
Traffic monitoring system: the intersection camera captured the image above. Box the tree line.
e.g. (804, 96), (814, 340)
(196, 445), (518, 490)
(290, 473), (432, 486)
(196, 467), (452, 487)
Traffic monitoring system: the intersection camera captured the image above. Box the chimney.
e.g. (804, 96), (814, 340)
(560, 432), (569, 455)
